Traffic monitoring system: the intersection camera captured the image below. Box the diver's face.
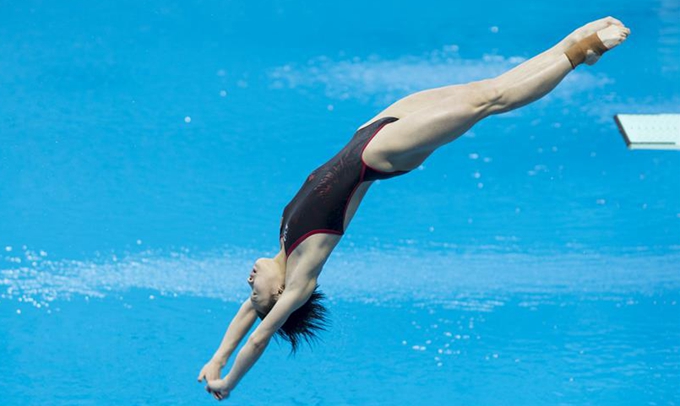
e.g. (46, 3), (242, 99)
(247, 257), (284, 313)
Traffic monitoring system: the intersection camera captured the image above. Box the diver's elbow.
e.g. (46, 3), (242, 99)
(248, 334), (269, 350)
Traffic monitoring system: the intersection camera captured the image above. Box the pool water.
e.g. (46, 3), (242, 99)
(1, 0), (679, 405)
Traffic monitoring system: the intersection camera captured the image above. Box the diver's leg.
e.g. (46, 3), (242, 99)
(363, 21), (630, 171)
(484, 24), (629, 115)
(364, 17), (624, 123)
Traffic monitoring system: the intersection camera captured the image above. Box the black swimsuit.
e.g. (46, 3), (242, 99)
(279, 116), (412, 256)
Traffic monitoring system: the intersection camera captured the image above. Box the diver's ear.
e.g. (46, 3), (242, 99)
(276, 285), (286, 296)
(272, 286), (284, 301)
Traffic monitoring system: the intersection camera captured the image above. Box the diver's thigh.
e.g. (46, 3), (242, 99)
(364, 86), (491, 170)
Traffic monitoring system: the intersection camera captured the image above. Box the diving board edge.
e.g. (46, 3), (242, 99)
(614, 113), (680, 151)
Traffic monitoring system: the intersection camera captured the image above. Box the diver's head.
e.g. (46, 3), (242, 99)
(248, 257), (285, 315)
(248, 256), (330, 354)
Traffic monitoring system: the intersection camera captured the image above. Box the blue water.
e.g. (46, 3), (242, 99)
(1, 0), (679, 405)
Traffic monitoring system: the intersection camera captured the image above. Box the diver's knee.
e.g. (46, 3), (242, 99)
(468, 79), (504, 115)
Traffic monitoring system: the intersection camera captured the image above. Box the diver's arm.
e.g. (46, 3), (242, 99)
(212, 298), (259, 365)
(198, 298), (258, 383)
(210, 278), (317, 394)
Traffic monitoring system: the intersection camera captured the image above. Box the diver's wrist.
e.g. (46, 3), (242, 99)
(223, 375), (236, 392)
(210, 354), (228, 367)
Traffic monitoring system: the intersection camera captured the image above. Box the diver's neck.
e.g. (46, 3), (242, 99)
(273, 249), (287, 274)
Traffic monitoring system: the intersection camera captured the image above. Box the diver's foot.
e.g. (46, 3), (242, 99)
(563, 16), (623, 50)
(584, 24), (631, 65)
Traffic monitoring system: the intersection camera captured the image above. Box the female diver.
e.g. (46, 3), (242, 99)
(198, 17), (630, 400)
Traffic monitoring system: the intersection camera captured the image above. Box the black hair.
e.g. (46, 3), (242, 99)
(256, 284), (330, 355)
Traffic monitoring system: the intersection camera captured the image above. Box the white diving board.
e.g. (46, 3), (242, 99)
(614, 114), (680, 150)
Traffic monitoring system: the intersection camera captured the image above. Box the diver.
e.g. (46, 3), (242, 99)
(198, 17), (630, 401)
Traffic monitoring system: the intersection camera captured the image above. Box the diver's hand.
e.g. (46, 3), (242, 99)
(197, 359), (223, 383)
(207, 377), (231, 401)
